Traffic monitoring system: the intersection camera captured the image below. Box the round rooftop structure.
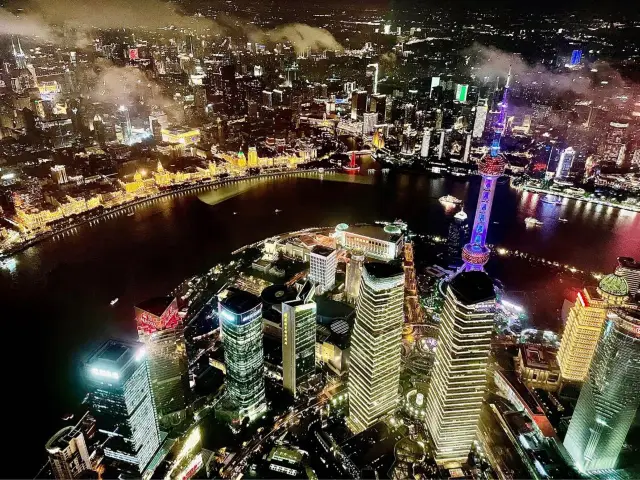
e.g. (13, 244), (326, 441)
(260, 284), (297, 306)
(335, 223), (349, 232)
(478, 152), (507, 176)
(598, 273), (629, 297)
(384, 224), (402, 235)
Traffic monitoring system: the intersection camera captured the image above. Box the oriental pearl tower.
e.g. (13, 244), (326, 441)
(461, 68), (510, 271)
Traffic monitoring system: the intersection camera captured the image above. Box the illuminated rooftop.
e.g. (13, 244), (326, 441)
(598, 273), (629, 297)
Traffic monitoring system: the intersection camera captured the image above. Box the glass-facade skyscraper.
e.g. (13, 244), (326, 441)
(347, 263), (405, 434)
(425, 271), (495, 464)
(135, 297), (189, 423)
(220, 288), (267, 421)
(564, 307), (640, 472)
(282, 281), (316, 397)
(85, 339), (160, 473)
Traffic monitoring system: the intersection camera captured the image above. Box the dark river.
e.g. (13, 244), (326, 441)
(3, 167), (639, 475)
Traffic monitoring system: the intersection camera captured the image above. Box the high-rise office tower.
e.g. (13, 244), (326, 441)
(463, 133), (472, 163)
(461, 70), (510, 272)
(85, 340), (160, 472)
(425, 271), (495, 464)
(282, 282), (316, 396)
(447, 210), (469, 265)
(309, 246), (337, 294)
(437, 130), (445, 159)
(347, 263), (405, 434)
(615, 257), (640, 299)
(345, 249), (365, 303)
(219, 289), (266, 420)
(351, 90), (368, 120)
(564, 307), (640, 472)
(262, 90), (273, 108)
(472, 99), (488, 138)
(420, 128), (432, 158)
(135, 297), (189, 422)
(555, 147), (576, 179)
(46, 426), (92, 479)
(363, 112), (377, 135)
(557, 274), (629, 383)
(435, 109), (443, 130)
(370, 93), (387, 121)
(455, 84), (469, 103)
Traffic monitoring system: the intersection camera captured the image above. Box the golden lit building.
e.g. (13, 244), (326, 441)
(557, 274), (629, 383)
(160, 127), (200, 146)
(120, 171), (145, 194)
(372, 129), (385, 149)
(247, 147), (258, 167)
(154, 160), (173, 187)
(16, 207), (64, 231)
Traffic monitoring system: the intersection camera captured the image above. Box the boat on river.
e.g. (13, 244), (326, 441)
(525, 217), (543, 227)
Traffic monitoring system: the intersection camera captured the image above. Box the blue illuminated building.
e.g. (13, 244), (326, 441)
(219, 288), (267, 421)
(461, 70), (508, 271)
(570, 49), (582, 65)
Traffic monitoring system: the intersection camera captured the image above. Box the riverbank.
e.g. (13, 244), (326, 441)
(0, 168), (333, 259)
(522, 184), (640, 213)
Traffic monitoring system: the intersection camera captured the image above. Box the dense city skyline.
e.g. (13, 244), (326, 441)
(0, 0), (639, 478)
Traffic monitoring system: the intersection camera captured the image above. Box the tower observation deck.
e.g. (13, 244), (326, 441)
(461, 69), (510, 271)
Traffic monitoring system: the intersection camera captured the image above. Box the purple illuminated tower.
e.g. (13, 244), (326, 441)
(461, 69), (510, 271)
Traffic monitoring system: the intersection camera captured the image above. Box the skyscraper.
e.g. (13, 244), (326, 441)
(282, 282), (316, 396)
(347, 263), (405, 434)
(345, 249), (365, 303)
(564, 307), (640, 472)
(309, 246), (337, 294)
(461, 70), (510, 271)
(219, 289), (266, 420)
(351, 90), (368, 120)
(447, 210), (469, 266)
(420, 128), (431, 158)
(557, 274), (629, 383)
(437, 130), (445, 159)
(455, 84), (469, 103)
(615, 257), (640, 300)
(135, 297), (189, 422)
(425, 271), (495, 464)
(85, 340), (160, 472)
(555, 147), (575, 179)
(363, 112), (377, 135)
(472, 99), (488, 138)
(46, 426), (92, 479)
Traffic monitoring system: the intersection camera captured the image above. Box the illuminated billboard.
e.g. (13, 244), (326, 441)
(129, 48), (139, 60)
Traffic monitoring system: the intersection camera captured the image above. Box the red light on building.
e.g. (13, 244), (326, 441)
(576, 291), (589, 308)
(135, 297), (180, 335)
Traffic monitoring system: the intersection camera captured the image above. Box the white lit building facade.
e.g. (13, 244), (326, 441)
(425, 271), (495, 464)
(347, 263), (405, 434)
